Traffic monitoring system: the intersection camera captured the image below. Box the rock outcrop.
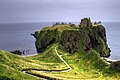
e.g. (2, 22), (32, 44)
(33, 30), (60, 53)
(33, 18), (110, 57)
(60, 30), (91, 54)
(10, 50), (23, 55)
(110, 61), (120, 72)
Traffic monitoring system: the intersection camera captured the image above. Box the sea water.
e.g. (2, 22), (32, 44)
(0, 22), (52, 55)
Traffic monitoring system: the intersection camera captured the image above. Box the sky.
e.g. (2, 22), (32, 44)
(0, 0), (120, 23)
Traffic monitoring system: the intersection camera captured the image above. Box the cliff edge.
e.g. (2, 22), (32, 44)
(33, 18), (111, 57)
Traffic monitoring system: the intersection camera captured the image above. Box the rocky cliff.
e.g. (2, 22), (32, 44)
(33, 18), (111, 57)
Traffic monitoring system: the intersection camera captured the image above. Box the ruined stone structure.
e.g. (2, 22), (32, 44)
(80, 18), (92, 27)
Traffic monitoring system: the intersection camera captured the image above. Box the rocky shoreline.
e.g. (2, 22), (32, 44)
(10, 50), (30, 55)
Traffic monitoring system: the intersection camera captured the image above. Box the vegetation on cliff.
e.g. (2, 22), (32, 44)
(34, 18), (110, 57)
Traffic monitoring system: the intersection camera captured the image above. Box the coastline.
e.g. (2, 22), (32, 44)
(102, 57), (119, 64)
(21, 53), (38, 57)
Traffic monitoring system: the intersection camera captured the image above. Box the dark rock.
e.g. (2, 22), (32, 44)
(60, 25), (110, 57)
(31, 33), (36, 38)
(60, 30), (91, 54)
(110, 61), (120, 72)
(34, 30), (60, 53)
(69, 24), (75, 27)
(10, 50), (23, 55)
(10, 50), (29, 55)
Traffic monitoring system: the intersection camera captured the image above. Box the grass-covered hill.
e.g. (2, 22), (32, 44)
(0, 18), (120, 80)
(1, 44), (120, 80)
(0, 45), (68, 80)
(33, 18), (110, 57)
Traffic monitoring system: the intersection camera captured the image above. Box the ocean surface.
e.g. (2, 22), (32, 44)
(103, 22), (120, 60)
(0, 22), (53, 55)
(0, 22), (120, 60)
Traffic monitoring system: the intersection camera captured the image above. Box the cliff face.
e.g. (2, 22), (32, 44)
(60, 25), (110, 57)
(33, 29), (60, 53)
(60, 30), (91, 54)
(33, 18), (110, 57)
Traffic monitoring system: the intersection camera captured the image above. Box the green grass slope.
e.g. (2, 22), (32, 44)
(41, 24), (78, 32)
(0, 43), (120, 80)
(28, 45), (120, 80)
(0, 44), (67, 80)
(0, 50), (40, 80)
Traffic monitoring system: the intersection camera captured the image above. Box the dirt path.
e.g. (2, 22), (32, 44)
(22, 45), (72, 79)
(55, 46), (72, 72)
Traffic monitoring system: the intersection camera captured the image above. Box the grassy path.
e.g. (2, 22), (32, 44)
(55, 46), (72, 72)
(22, 45), (72, 79)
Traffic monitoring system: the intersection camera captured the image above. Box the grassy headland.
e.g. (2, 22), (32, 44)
(0, 18), (120, 80)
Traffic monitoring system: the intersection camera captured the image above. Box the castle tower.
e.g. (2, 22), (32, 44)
(80, 17), (92, 27)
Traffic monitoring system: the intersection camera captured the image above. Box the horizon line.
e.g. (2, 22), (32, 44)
(0, 21), (120, 24)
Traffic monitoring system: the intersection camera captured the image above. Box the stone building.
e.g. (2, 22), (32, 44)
(80, 18), (92, 27)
